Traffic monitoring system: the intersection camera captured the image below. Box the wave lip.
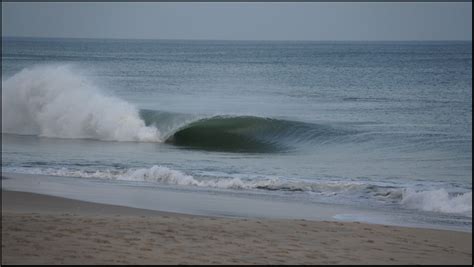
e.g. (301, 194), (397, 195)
(2, 65), (162, 142)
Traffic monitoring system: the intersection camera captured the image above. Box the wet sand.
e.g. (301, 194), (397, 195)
(2, 190), (472, 265)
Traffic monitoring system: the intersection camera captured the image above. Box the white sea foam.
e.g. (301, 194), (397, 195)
(2, 65), (162, 142)
(118, 165), (279, 189)
(401, 188), (472, 215)
(4, 165), (472, 216)
(2, 165), (366, 192)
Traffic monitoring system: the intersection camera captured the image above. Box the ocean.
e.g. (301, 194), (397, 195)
(1, 37), (472, 231)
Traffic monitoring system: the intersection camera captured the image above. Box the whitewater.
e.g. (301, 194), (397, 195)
(2, 65), (162, 142)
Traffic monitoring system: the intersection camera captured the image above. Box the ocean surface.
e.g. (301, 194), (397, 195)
(2, 37), (472, 231)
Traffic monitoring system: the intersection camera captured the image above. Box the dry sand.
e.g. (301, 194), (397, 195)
(2, 190), (472, 265)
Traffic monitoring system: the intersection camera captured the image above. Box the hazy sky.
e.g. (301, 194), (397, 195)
(2, 2), (472, 41)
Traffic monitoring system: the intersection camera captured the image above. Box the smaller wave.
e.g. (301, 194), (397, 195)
(2, 165), (373, 192)
(401, 189), (472, 215)
(109, 165), (319, 190)
(120, 166), (372, 192)
(5, 166), (471, 216)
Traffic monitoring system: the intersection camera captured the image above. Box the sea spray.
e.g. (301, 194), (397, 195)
(2, 65), (162, 142)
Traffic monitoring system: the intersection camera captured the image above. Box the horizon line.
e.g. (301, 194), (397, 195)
(2, 35), (472, 43)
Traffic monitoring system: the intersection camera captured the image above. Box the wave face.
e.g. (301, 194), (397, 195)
(160, 115), (350, 152)
(2, 65), (162, 142)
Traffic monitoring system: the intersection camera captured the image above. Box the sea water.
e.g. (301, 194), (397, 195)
(1, 38), (472, 231)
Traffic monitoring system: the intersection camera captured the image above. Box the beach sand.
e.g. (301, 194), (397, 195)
(2, 190), (472, 265)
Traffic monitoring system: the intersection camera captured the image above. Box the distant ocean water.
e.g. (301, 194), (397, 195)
(2, 38), (472, 230)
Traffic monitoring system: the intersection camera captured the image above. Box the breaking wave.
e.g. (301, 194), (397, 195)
(140, 110), (350, 152)
(2, 65), (353, 152)
(401, 189), (472, 215)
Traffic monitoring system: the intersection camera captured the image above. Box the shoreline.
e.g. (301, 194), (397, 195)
(2, 189), (472, 264)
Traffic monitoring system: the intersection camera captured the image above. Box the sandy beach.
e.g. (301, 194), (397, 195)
(2, 190), (472, 265)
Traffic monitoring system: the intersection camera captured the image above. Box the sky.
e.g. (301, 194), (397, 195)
(2, 2), (472, 41)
